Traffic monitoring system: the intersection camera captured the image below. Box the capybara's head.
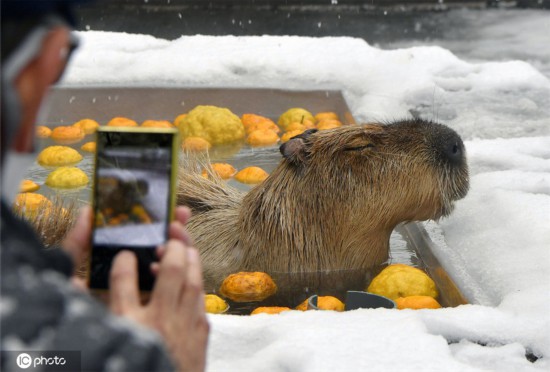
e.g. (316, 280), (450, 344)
(96, 177), (149, 215)
(278, 119), (469, 225)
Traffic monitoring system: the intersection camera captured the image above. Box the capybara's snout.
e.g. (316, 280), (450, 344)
(440, 132), (465, 168)
(421, 121), (468, 173)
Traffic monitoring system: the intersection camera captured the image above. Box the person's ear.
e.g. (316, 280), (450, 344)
(37, 27), (72, 84)
(13, 27), (70, 152)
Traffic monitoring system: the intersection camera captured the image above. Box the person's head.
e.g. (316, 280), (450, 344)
(1, 0), (84, 202)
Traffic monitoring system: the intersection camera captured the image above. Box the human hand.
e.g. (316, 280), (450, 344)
(109, 208), (209, 372)
(61, 205), (92, 290)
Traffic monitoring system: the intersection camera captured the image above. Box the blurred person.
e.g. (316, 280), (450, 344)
(0, 1), (209, 371)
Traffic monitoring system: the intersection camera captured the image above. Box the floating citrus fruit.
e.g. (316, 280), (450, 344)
(278, 108), (315, 130)
(46, 167), (89, 189)
(220, 271), (277, 302)
(107, 117), (138, 127)
(37, 146), (82, 167)
(395, 295), (441, 310)
(367, 264), (438, 300)
(179, 105), (245, 145)
(19, 180), (40, 193)
(73, 118), (100, 134)
(35, 126), (52, 138)
(205, 294), (229, 314)
(234, 166), (269, 184)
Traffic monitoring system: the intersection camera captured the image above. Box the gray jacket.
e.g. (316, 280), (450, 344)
(1, 201), (175, 371)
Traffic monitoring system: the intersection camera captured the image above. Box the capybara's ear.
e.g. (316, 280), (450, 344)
(280, 129), (318, 166)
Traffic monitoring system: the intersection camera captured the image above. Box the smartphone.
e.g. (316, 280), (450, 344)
(88, 127), (179, 292)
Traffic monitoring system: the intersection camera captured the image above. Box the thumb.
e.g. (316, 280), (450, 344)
(109, 251), (140, 315)
(61, 206), (92, 267)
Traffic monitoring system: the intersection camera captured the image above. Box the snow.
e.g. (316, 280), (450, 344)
(62, 30), (550, 371)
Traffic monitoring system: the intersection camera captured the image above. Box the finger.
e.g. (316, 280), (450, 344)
(61, 206), (92, 267)
(156, 245), (166, 259)
(174, 206), (192, 225)
(109, 251), (141, 315)
(169, 220), (194, 246)
(150, 262), (160, 276)
(71, 276), (89, 293)
(179, 247), (205, 316)
(150, 239), (188, 312)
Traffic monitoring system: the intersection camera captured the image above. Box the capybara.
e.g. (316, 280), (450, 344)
(96, 177), (149, 216)
(178, 119), (469, 294)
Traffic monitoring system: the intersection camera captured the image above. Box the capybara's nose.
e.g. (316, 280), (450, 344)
(439, 131), (465, 168)
(444, 138), (463, 164)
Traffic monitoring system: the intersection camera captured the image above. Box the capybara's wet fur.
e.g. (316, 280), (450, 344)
(178, 119), (469, 298)
(14, 196), (78, 249)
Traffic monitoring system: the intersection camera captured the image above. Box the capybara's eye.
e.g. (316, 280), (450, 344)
(343, 143), (375, 152)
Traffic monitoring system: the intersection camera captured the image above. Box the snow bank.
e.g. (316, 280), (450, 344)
(63, 32), (550, 370)
(66, 33), (550, 140)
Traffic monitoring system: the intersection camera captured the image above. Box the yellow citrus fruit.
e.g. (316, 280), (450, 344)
(314, 112), (339, 122)
(173, 113), (187, 127)
(395, 295), (442, 310)
(179, 105), (245, 145)
(295, 296), (345, 311)
(245, 121), (280, 135)
(35, 126), (52, 138)
(81, 142), (96, 153)
(203, 163), (237, 180)
(284, 122), (307, 132)
(205, 294), (229, 314)
(219, 271), (277, 302)
(13, 193), (52, 218)
(280, 129), (305, 143)
(45, 167), (89, 188)
(317, 119), (342, 130)
(277, 108), (315, 130)
(73, 118), (100, 134)
(107, 117), (138, 127)
(295, 298), (309, 311)
(246, 129), (280, 147)
(241, 113), (273, 128)
(234, 166), (269, 184)
(317, 296), (345, 311)
(19, 180), (40, 193)
(37, 146), (82, 167)
(50, 125), (85, 144)
(367, 264), (438, 300)
(141, 120), (174, 128)
(182, 137), (212, 152)
(251, 307), (291, 315)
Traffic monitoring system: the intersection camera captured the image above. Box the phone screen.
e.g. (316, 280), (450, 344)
(89, 128), (178, 291)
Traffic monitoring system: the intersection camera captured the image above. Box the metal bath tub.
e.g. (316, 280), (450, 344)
(40, 86), (467, 308)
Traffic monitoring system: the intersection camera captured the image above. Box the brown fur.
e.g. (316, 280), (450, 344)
(14, 196), (79, 248)
(178, 119), (469, 292)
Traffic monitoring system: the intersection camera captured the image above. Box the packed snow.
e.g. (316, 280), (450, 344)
(62, 31), (550, 371)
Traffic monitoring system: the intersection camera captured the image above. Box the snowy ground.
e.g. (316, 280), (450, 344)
(383, 9), (550, 79)
(63, 26), (550, 371)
